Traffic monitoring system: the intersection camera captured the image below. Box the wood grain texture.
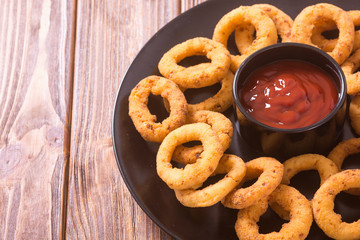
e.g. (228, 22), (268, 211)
(181, 0), (208, 13)
(0, 0), (75, 239)
(66, 0), (181, 239)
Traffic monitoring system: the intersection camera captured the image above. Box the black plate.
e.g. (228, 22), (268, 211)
(112, 0), (360, 239)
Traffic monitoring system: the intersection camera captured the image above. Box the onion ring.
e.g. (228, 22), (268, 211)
(271, 154), (338, 220)
(156, 122), (223, 190)
(212, 6), (277, 72)
(350, 10), (360, 51)
(311, 18), (338, 52)
(281, 154), (339, 186)
(128, 75), (188, 142)
(233, 24), (255, 56)
(186, 71), (234, 113)
(235, 4), (293, 54)
(174, 154), (246, 207)
(163, 71), (234, 114)
(327, 137), (360, 195)
(312, 169), (360, 240)
(291, 3), (354, 65)
(158, 37), (231, 89)
(311, 10), (360, 53)
(349, 95), (360, 135)
(235, 184), (313, 240)
(172, 110), (233, 165)
(328, 137), (360, 170)
(222, 157), (283, 209)
(341, 48), (360, 95)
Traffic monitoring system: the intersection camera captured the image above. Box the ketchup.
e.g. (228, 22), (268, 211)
(240, 60), (338, 129)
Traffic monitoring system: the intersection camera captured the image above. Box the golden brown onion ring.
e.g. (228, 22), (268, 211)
(172, 110), (233, 165)
(281, 154), (339, 186)
(174, 154), (246, 207)
(213, 6), (277, 72)
(158, 37), (231, 89)
(163, 71), (234, 114)
(235, 184), (313, 240)
(235, 4), (293, 54)
(312, 169), (360, 240)
(311, 10), (360, 53)
(156, 122), (223, 190)
(327, 137), (360, 195)
(222, 157), (283, 209)
(291, 3), (354, 65)
(128, 75), (188, 142)
(341, 48), (360, 95)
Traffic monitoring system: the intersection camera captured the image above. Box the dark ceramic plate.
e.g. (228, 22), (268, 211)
(112, 0), (360, 239)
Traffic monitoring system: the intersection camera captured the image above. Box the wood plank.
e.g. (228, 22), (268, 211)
(0, 0), (75, 239)
(181, 0), (208, 13)
(66, 1), (181, 239)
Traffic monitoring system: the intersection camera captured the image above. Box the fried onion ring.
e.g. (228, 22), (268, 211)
(212, 6), (277, 72)
(174, 154), (246, 207)
(158, 37), (231, 89)
(311, 10), (360, 53)
(349, 95), (360, 135)
(311, 18), (338, 52)
(349, 10), (360, 51)
(187, 71), (234, 113)
(312, 169), (360, 240)
(235, 184), (313, 240)
(341, 48), (360, 95)
(128, 75), (188, 142)
(222, 157), (283, 209)
(163, 71), (234, 114)
(235, 4), (293, 54)
(291, 3), (354, 65)
(156, 122), (223, 190)
(328, 137), (360, 195)
(172, 110), (233, 165)
(270, 154), (339, 221)
(281, 154), (339, 186)
(234, 24), (255, 56)
(328, 137), (360, 170)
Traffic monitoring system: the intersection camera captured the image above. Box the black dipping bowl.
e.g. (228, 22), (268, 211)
(233, 43), (347, 161)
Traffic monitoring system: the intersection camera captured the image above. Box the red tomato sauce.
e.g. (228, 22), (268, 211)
(239, 60), (338, 129)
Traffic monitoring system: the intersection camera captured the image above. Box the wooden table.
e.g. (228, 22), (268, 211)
(0, 0), (206, 239)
